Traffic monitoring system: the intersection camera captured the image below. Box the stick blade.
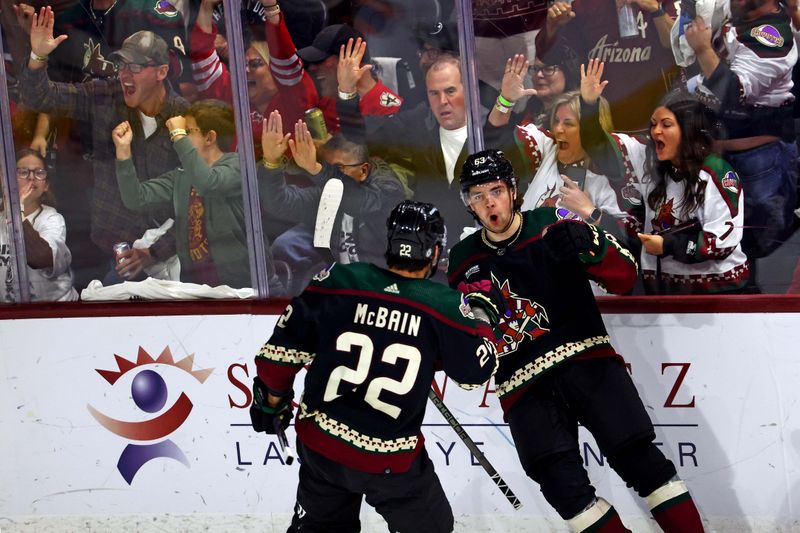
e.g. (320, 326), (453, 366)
(314, 178), (344, 249)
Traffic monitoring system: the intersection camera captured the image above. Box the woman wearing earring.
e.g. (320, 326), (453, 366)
(1, 148), (78, 302)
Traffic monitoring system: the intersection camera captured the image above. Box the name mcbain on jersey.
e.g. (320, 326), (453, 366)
(353, 303), (422, 337)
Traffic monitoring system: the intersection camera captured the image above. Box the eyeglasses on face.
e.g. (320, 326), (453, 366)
(530, 64), (560, 76)
(335, 162), (367, 172)
(16, 167), (48, 181)
(114, 61), (157, 74)
(245, 58), (267, 72)
(467, 185), (506, 205)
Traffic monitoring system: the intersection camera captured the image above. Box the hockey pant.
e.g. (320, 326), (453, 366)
(507, 358), (703, 531)
(287, 440), (453, 533)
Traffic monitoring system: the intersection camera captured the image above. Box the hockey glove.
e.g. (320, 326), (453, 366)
(543, 220), (602, 262)
(250, 376), (294, 434)
(457, 279), (509, 327)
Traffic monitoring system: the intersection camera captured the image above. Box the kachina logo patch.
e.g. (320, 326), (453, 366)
(87, 346), (212, 484)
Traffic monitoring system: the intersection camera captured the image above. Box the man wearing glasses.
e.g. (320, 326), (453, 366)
(20, 7), (187, 283)
(258, 111), (405, 295)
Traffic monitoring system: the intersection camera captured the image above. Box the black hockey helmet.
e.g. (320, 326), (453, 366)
(459, 149), (517, 206)
(386, 200), (446, 274)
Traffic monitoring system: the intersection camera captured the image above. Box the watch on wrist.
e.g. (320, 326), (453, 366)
(586, 207), (603, 224)
(652, 5), (666, 17)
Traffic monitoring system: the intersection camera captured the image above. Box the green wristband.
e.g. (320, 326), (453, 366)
(497, 94), (516, 107)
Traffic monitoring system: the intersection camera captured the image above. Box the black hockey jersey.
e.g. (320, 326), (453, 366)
(255, 262), (497, 473)
(448, 208), (637, 414)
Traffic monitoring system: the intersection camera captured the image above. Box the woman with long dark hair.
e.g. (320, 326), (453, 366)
(580, 59), (748, 294)
(1, 149), (78, 302)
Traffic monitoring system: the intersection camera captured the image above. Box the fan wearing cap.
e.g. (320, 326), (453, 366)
(251, 199), (498, 532)
(189, 0), (318, 156)
(297, 23), (403, 133)
(21, 7), (189, 283)
(448, 149), (705, 533)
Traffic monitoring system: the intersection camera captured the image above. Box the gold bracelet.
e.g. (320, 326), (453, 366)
(30, 50), (48, 62)
(261, 156), (286, 169)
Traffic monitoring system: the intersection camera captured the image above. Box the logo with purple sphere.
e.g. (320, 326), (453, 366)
(750, 25), (784, 48)
(87, 347), (213, 484)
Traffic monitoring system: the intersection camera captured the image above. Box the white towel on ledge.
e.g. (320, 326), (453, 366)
(80, 278), (254, 301)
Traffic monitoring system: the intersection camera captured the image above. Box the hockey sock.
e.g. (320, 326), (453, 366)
(566, 497), (631, 533)
(646, 479), (705, 533)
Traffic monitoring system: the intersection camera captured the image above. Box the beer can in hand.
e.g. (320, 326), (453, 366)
(113, 241), (132, 278)
(304, 107), (328, 140)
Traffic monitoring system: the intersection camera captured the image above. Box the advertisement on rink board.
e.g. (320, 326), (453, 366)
(0, 311), (798, 531)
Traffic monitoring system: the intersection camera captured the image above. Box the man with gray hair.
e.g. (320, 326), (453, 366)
(336, 39), (471, 253)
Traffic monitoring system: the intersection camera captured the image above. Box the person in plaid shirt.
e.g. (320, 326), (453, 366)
(20, 7), (187, 282)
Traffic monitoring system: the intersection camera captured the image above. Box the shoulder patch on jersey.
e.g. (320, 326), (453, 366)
(736, 16), (793, 58)
(721, 170), (739, 193)
(154, 0), (179, 17)
(750, 24), (784, 48)
(379, 92), (402, 107)
(703, 158), (741, 217)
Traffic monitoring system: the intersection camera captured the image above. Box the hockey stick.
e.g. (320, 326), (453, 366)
(313, 178), (344, 249)
(427, 389), (522, 510)
(273, 418), (295, 465)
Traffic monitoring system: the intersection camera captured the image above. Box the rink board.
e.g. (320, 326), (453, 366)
(0, 311), (798, 531)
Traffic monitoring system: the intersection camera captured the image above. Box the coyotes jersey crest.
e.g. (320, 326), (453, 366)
(493, 274), (550, 356)
(652, 198), (677, 232)
(82, 39), (117, 79)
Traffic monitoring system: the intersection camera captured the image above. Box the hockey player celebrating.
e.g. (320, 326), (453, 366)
(447, 150), (705, 532)
(251, 200), (501, 533)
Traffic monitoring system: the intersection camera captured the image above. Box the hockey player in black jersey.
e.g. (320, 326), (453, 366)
(448, 150), (705, 532)
(251, 200), (500, 533)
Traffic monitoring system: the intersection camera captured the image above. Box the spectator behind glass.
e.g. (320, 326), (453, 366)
(297, 23), (404, 133)
(0, 149), (79, 302)
(536, 0), (678, 132)
(580, 61), (749, 294)
(258, 111), (405, 295)
(486, 56), (629, 249)
(113, 100), (258, 289)
(336, 43), (471, 249)
(20, 10), (188, 285)
(683, 0), (798, 290)
(522, 48), (581, 128)
(9, 1), (191, 290)
(190, 0), (319, 159)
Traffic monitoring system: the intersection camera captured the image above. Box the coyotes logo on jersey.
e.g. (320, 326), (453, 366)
(651, 198), (677, 232)
(493, 274), (550, 356)
(82, 39), (117, 79)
